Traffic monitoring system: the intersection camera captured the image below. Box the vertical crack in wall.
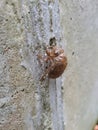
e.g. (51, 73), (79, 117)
(21, 0), (65, 130)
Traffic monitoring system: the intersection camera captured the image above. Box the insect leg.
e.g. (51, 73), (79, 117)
(40, 62), (55, 81)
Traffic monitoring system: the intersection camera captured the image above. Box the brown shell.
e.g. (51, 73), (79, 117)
(49, 55), (67, 78)
(39, 45), (68, 81)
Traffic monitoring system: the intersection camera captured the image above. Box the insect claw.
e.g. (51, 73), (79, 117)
(40, 76), (45, 81)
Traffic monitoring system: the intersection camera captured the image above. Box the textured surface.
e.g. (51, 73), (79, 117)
(0, 0), (98, 130)
(0, 0), (65, 130)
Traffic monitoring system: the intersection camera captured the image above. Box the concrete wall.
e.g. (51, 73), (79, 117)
(0, 0), (98, 130)
(60, 0), (98, 130)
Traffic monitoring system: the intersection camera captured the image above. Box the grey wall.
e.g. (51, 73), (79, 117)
(60, 0), (98, 130)
(0, 0), (98, 130)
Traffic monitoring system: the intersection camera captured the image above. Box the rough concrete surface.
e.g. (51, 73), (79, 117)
(0, 0), (64, 130)
(0, 0), (98, 130)
(0, 0), (36, 130)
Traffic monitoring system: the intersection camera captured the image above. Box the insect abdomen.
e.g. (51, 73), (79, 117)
(49, 56), (67, 78)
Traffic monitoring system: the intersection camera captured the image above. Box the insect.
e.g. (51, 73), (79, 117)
(38, 45), (67, 81)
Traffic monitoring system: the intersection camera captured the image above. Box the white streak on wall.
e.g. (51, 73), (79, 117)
(21, 0), (65, 129)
